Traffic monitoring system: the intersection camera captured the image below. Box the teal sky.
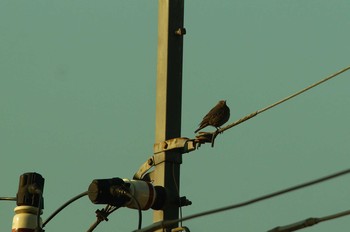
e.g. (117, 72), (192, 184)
(1, 1), (350, 231)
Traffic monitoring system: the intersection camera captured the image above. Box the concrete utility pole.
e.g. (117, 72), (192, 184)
(153, 0), (185, 230)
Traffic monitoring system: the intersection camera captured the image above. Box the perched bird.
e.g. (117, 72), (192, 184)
(194, 100), (230, 133)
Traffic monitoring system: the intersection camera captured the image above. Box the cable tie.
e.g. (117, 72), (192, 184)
(95, 209), (109, 222)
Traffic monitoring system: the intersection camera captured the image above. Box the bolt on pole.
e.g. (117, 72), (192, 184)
(153, 0), (185, 231)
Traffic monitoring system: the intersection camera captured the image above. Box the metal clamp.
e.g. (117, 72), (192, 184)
(133, 138), (196, 181)
(154, 137), (196, 154)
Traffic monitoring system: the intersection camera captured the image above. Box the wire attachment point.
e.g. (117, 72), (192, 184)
(95, 209), (109, 222)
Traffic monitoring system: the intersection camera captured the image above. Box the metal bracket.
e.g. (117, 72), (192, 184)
(133, 138), (196, 181)
(133, 157), (154, 180)
(153, 137), (196, 154)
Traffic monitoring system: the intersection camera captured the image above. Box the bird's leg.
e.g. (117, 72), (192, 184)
(211, 130), (219, 147)
(216, 127), (223, 134)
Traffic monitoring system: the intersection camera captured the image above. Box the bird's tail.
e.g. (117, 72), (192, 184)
(194, 125), (205, 133)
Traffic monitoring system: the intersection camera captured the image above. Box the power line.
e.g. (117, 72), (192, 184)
(134, 168), (350, 232)
(319, 209), (350, 223)
(198, 65), (350, 147)
(268, 209), (350, 231)
(218, 65), (350, 134)
(42, 191), (88, 228)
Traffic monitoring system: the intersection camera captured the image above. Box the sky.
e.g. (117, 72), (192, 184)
(1, 0), (350, 231)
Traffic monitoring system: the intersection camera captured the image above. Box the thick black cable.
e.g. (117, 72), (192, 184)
(125, 192), (143, 230)
(42, 191), (88, 228)
(135, 168), (350, 232)
(0, 197), (16, 201)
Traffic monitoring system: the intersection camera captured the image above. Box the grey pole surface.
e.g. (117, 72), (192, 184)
(153, 0), (185, 230)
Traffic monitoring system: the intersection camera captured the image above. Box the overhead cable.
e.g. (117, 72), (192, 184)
(219, 65), (350, 134)
(268, 208), (350, 231)
(134, 168), (350, 232)
(42, 191), (88, 228)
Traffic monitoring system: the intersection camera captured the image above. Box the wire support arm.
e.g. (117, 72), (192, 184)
(133, 138), (196, 181)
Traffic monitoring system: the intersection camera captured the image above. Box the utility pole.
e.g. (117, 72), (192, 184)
(153, 0), (185, 230)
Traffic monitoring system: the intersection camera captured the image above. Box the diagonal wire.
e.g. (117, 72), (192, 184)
(134, 168), (350, 232)
(318, 209), (350, 222)
(268, 209), (350, 231)
(196, 65), (350, 147)
(218, 65), (350, 134)
(42, 191), (88, 228)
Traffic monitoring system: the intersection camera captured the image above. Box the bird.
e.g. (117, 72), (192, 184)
(194, 100), (230, 133)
